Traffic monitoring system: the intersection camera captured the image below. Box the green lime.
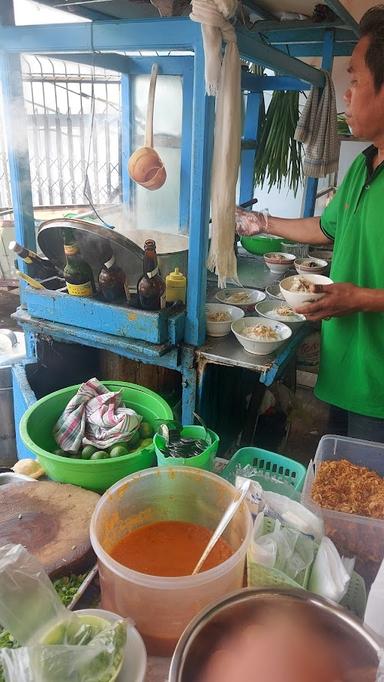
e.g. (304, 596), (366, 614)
(140, 438), (153, 449)
(54, 448), (66, 457)
(90, 450), (110, 460)
(128, 431), (141, 448)
(81, 445), (97, 460)
(109, 444), (129, 458)
(139, 421), (154, 439)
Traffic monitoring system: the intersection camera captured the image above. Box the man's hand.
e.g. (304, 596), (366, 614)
(295, 283), (361, 321)
(235, 207), (268, 236)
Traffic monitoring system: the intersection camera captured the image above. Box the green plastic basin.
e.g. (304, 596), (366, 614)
(20, 381), (173, 492)
(240, 235), (283, 255)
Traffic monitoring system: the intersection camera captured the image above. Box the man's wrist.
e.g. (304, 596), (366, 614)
(355, 286), (384, 312)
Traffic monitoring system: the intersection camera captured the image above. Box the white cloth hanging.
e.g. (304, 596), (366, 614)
(191, 0), (242, 288)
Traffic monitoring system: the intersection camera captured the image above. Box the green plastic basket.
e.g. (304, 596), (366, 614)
(221, 447), (307, 496)
(20, 381), (174, 492)
(154, 426), (219, 471)
(247, 517), (367, 618)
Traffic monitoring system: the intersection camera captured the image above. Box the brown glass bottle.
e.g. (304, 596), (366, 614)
(137, 239), (166, 310)
(63, 228), (95, 297)
(98, 253), (127, 303)
(9, 240), (59, 278)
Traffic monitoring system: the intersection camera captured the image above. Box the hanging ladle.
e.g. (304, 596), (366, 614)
(128, 63), (167, 191)
(191, 478), (252, 575)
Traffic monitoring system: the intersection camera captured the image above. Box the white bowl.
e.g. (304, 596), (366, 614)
(265, 284), (285, 301)
(76, 609), (147, 682)
(231, 316), (292, 355)
(205, 303), (245, 337)
(294, 257), (328, 275)
(215, 288), (266, 309)
(255, 300), (306, 329)
(280, 274), (333, 307)
(264, 252), (296, 274)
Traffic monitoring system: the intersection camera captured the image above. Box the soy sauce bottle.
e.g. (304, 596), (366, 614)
(98, 252), (127, 303)
(137, 239), (166, 310)
(63, 228), (94, 297)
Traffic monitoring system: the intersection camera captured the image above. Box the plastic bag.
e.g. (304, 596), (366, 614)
(365, 557), (384, 639)
(250, 512), (315, 584)
(308, 536), (354, 602)
(0, 544), (126, 682)
(263, 490), (324, 541)
(235, 464), (300, 501)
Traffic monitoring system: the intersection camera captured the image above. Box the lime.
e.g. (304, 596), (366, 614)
(90, 450), (110, 460)
(109, 444), (129, 458)
(54, 448), (66, 457)
(140, 438), (153, 449)
(140, 421), (154, 439)
(130, 430), (141, 447)
(81, 445), (97, 460)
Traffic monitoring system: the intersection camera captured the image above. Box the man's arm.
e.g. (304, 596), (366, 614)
(235, 208), (332, 246)
(296, 284), (384, 320)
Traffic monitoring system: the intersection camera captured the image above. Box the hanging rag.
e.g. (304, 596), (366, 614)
(53, 377), (142, 452)
(294, 70), (340, 178)
(190, 0), (242, 288)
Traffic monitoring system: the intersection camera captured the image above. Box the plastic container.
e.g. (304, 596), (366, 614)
(90, 466), (253, 656)
(165, 267), (186, 304)
(154, 426), (219, 471)
(302, 434), (384, 587)
(19, 381), (173, 492)
(222, 447), (306, 495)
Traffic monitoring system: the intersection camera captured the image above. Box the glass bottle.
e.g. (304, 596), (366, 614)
(137, 239), (166, 311)
(98, 252), (127, 303)
(63, 228), (94, 297)
(9, 240), (59, 278)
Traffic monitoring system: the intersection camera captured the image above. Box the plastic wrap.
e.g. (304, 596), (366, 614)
(0, 544), (126, 682)
(308, 536), (354, 602)
(250, 512), (314, 583)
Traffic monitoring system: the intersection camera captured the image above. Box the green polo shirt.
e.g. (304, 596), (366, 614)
(315, 145), (384, 417)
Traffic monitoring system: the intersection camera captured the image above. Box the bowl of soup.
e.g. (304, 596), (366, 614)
(90, 467), (252, 657)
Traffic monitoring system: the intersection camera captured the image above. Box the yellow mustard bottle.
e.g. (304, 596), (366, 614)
(165, 267), (186, 304)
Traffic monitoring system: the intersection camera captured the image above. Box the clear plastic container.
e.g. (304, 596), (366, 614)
(90, 466), (253, 656)
(302, 434), (384, 586)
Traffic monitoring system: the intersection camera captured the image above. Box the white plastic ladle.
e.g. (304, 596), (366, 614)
(191, 478), (252, 576)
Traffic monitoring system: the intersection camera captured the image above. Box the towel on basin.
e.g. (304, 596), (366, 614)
(294, 70), (340, 178)
(53, 377), (142, 453)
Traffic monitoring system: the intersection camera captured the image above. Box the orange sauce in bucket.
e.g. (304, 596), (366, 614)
(110, 520), (233, 576)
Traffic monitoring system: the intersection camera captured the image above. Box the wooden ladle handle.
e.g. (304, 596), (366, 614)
(145, 63), (159, 148)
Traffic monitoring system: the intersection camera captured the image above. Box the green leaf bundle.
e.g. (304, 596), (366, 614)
(254, 90), (303, 196)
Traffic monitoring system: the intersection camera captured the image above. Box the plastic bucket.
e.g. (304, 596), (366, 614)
(154, 426), (219, 471)
(19, 381), (173, 492)
(90, 466), (253, 656)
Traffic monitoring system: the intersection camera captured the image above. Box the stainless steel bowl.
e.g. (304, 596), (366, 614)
(169, 588), (381, 682)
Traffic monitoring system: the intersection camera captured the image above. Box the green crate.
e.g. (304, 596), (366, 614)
(247, 517), (367, 618)
(221, 447), (306, 495)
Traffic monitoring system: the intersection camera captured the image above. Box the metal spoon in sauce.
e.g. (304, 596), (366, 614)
(191, 478), (252, 576)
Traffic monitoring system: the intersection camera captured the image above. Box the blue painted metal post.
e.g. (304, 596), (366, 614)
(302, 30), (336, 217)
(121, 74), (133, 206)
(0, 11), (35, 263)
(179, 62), (193, 232)
(239, 91), (263, 204)
(180, 346), (196, 424)
(184, 35), (215, 347)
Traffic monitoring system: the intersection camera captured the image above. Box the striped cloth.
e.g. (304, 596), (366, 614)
(53, 377), (142, 453)
(294, 70), (340, 178)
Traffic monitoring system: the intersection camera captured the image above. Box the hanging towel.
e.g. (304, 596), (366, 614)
(53, 377), (142, 453)
(294, 70), (340, 178)
(190, 0), (241, 288)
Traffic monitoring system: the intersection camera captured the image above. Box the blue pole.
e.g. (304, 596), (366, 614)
(239, 91), (263, 204)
